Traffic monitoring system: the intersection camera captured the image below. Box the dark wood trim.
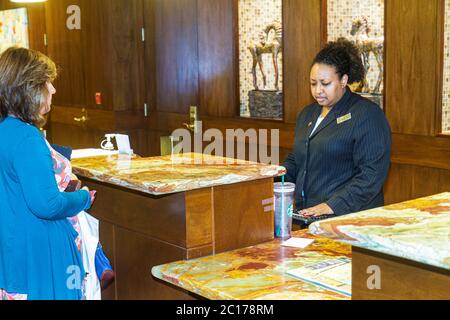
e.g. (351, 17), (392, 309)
(195, 0), (201, 115)
(436, 133), (450, 138)
(281, 0), (286, 123)
(320, 0), (327, 46)
(143, 0), (157, 116)
(234, 0), (240, 118)
(231, 115), (285, 124)
(435, 0), (445, 135)
(352, 246), (450, 300)
(391, 133), (450, 171)
(382, 0), (387, 112)
(142, 111), (450, 170)
(354, 246), (450, 277)
(49, 105), (450, 172)
(144, 111), (295, 148)
(50, 105), (145, 131)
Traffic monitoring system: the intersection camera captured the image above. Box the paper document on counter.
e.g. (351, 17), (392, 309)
(281, 238), (315, 249)
(287, 257), (352, 297)
(72, 148), (119, 159)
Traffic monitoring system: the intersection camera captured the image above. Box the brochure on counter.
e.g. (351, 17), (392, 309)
(286, 257), (352, 297)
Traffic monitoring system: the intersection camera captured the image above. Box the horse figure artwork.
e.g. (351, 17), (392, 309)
(350, 16), (384, 93)
(248, 21), (282, 91)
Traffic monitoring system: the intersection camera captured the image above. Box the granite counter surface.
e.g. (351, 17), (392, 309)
(151, 230), (351, 300)
(309, 193), (450, 271)
(71, 153), (286, 196)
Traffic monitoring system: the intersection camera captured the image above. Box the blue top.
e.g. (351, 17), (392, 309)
(0, 116), (91, 300)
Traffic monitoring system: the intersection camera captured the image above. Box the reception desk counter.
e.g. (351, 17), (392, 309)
(71, 153), (285, 300)
(309, 193), (450, 300)
(151, 230), (351, 300)
(152, 194), (450, 300)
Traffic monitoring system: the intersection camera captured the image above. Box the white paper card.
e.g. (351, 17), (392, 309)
(115, 134), (132, 155)
(72, 148), (119, 159)
(281, 237), (315, 249)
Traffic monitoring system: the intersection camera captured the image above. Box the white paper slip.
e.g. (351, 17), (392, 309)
(72, 148), (119, 159)
(115, 134), (132, 155)
(281, 237), (315, 249)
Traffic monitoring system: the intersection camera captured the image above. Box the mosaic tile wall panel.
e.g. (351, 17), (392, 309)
(0, 8), (29, 54)
(443, 0), (450, 133)
(327, 0), (384, 94)
(239, 0), (282, 117)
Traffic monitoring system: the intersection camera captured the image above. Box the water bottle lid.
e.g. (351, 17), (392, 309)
(274, 182), (296, 193)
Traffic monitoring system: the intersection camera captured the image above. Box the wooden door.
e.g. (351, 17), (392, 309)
(45, 0), (87, 107)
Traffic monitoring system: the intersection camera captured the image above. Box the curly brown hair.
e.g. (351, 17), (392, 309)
(0, 47), (57, 128)
(312, 38), (366, 84)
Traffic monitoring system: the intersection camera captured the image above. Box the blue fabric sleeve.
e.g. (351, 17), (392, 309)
(13, 133), (91, 220)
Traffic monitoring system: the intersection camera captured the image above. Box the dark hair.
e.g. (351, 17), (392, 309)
(312, 38), (365, 84)
(0, 47), (57, 128)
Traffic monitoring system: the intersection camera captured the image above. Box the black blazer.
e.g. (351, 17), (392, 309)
(283, 89), (392, 215)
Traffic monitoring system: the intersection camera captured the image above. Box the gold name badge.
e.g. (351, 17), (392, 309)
(337, 113), (352, 124)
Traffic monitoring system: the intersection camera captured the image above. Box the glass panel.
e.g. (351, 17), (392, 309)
(238, 0), (283, 120)
(327, 0), (385, 108)
(443, 0), (450, 133)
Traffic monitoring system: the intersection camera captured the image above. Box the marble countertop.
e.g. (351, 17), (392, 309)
(309, 192), (450, 271)
(151, 230), (351, 300)
(71, 153), (286, 195)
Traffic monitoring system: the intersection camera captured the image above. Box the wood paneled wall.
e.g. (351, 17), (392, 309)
(154, 0), (199, 114)
(44, 0), (145, 111)
(283, 0), (322, 123)
(3, 0), (450, 205)
(80, 0), (113, 109)
(109, 0), (145, 112)
(45, 0), (86, 107)
(198, 0), (236, 118)
(385, 0), (439, 136)
(384, 0), (450, 204)
(143, 0), (157, 115)
(150, 0), (322, 120)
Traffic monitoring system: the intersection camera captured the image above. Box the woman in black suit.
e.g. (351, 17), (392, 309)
(283, 38), (391, 220)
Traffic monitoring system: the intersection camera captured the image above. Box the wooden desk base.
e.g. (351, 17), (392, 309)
(81, 177), (275, 300)
(352, 247), (450, 300)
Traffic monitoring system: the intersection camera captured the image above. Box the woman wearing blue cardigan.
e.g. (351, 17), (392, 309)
(0, 47), (92, 300)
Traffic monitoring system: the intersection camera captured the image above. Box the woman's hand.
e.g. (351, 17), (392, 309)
(89, 190), (97, 206)
(299, 203), (334, 217)
(81, 186), (97, 207)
